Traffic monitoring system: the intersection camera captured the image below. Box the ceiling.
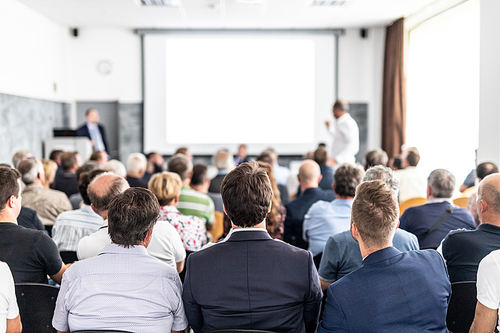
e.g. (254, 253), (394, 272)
(17, 0), (439, 30)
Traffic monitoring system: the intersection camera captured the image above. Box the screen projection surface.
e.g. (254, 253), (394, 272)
(144, 31), (336, 155)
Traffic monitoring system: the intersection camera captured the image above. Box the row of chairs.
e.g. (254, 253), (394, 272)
(399, 190), (475, 216)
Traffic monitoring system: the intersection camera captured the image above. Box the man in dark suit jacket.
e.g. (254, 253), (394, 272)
(76, 108), (108, 153)
(208, 149), (234, 194)
(318, 180), (451, 333)
(284, 160), (335, 249)
(183, 162), (323, 333)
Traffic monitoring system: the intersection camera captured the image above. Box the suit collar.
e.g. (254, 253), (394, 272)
(478, 223), (500, 234)
(362, 247), (402, 266)
(228, 229), (272, 242)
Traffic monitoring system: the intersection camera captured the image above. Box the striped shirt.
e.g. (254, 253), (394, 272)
(177, 186), (215, 225)
(52, 205), (105, 252)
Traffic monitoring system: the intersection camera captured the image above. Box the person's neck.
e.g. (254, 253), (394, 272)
(232, 220), (266, 230)
(31, 179), (43, 186)
(337, 195), (354, 200)
(359, 241), (392, 259)
(182, 179), (191, 187)
(300, 183), (318, 193)
(127, 172), (143, 178)
(0, 212), (17, 224)
(191, 184), (207, 194)
(480, 214), (500, 227)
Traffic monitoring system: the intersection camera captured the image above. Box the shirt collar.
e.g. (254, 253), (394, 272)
(426, 198), (453, 205)
(362, 247), (401, 266)
(99, 243), (149, 256)
(86, 122), (98, 130)
(232, 227), (267, 233)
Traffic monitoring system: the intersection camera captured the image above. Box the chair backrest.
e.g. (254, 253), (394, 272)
(399, 197), (427, 216)
(209, 211), (224, 241)
(462, 186), (477, 197)
(15, 282), (60, 333)
(60, 251), (79, 264)
(209, 330), (275, 333)
(71, 331), (133, 333)
(453, 197), (470, 209)
(446, 281), (477, 333)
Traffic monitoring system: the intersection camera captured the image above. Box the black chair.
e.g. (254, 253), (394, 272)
(209, 330), (275, 333)
(71, 331), (133, 333)
(15, 283), (59, 333)
(60, 251), (79, 264)
(313, 252), (323, 270)
(446, 281), (477, 333)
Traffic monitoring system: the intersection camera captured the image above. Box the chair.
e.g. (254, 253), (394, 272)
(71, 331), (133, 333)
(446, 281), (477, 333)
(15, 283), (59, 333)
(209, 211), (224, 241)
(209, 330), (275, 333)
(453, 197), (470, 209)
(60, 251), (79, 264)
(462, 186), (477, 197)
(399, 197), (427, 216)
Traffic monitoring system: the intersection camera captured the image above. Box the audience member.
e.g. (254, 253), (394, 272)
(0, 166), (67, 284)
(182, 162), (322, 333)
(208, 149), (235, 193)
(149, 172), (205, 254)
(284, 160), (335, 249)
(76, 108), (108, 152)
(125, 152), (148, 188)
(17, 206), (46, 234)
(17, 157), (71, 227)
(400, 169), (475, 249)
(89, 150), (108, 167)
(234, 144), (251, 166)
(53, 187), (187, 333)
(41, 159), (58, 189)
(263, 148), (290, 187)
(175, 146), (193, 161)
(318, 165), (419, 290)
(191, 163), (223, 213)
(52, 151), (81, 197)
(0, 262), (21, 333)
(395, 147), (427, 202)
(257, 161), (286, 240)
(52, 170), (105, 258)
(470, 248), (500, 332)
(303, 163), (364, 257)
(460, 169), (477, 193)
(467, 162), (499, 225)
(388, 156), (403, 171)
(143, 152), (165, 183)
(68, 161), (100, 210)
(324, 99), (359, 165)
(102, 159), (127, 178)
(256, 152), (290, 205)
(440, 173), (500, 283)
(364, 147), (388, 170)
(168, 154), (215, 229)
(313, 147), (334, 191)
(49, 149), (64, 175)
(11, 150), (30, 169)
(318, 180), (451, 332)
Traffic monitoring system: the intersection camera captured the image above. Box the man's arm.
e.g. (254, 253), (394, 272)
(303, 252), (323, 333)
(321, 279), (333, 292)
(176, 259), (185, 273)
(50, 263), (69, 285)
(317, 287), (349, 333)
(182, 259), (204, 333)
(469, 301), (498, 333)
(6, 315), (22, 333)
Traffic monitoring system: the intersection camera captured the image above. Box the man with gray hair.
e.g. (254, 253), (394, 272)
(400, 168), (475, 249)
(168, 153), (215, 229)
(318, 165), (419, 291)
(18, 157), (71, 227)
(208, 149), (235, 194)
(126, 152), (148, 188)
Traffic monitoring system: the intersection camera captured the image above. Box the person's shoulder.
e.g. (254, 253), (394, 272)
(46, 188), (70, 199)
(402, 248), (444, 265)
(20, 206), (37, 217)
(306, 199), (332, 215)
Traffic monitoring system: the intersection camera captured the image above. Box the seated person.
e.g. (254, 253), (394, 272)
(318, 180), (450, 333)
(52, 188), (188, 333)
(89, 150), (108, 168)
(208, 149), (235, 194)
(400, 168), (476, 249)
(313, 147), (334, 191)
(68, 161), (100, 210)
(467, 162), (498, 225)
(0, 261), (21, 333)
(363, 148), (388, 170)
(395, 147), (427, 202)
(52, 151), (81, 197)
(191, 164), (223, 213)
(126, 153), (149, 188)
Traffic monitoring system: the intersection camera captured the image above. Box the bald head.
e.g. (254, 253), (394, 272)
(477, 174), (500, 223)
(87, 172), (129, 218)
(298, 160), (322, 191)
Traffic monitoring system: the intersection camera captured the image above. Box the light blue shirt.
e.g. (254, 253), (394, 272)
(86, 122), (105, 151)
(303, 199), (354, 257)
(52, 204), (104, 252)
(52, 244), (188, 333)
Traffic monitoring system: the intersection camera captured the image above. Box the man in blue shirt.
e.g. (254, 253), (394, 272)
(303, 163), (364, 257)
(318, 180), (450, 333)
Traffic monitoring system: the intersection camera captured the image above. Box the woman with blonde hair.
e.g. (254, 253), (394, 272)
(42, 159), (58, 189)
(149, 172), (207, 252)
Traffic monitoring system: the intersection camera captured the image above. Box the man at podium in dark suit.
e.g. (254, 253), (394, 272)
(77, 108), (108, 153)
(183, 161), (322, 333)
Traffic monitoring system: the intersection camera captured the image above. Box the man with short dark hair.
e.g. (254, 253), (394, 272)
(18, 158), (72, 227)
(52, 151), (82, 197)
(318, 165), (419, 291)
(191, 164), (223, 213)
(400, 169), (475, 249)
(318, 180), (451, 332)
(313, 147), (334, 191)
(168, 154), (215, 229)
(183, 162), (322, 333)
(303, 163), (364, 257)
(284, 160), (335, 250)
(467, 161), (499, 224)
(395, 147), (427, 202)
(89, 150), (108, 167)
(53, 188), (188, 333)
(0, 166), (68, 284)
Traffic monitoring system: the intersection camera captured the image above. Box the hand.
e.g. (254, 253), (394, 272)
(90, 140), (96, 147)
(325, 120), (331, 129)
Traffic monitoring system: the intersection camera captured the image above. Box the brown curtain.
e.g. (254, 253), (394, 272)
(382, 17), (406, 159)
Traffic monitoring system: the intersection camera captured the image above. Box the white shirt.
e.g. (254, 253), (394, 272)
(476, 249), (500, 331)
(77, 224), (186, 269)
(329, 113), (360, 165)
(0, 262), (19, 333)
(395, 166), (428, 203)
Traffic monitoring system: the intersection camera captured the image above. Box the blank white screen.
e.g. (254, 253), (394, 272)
(144, 31), (335, 155)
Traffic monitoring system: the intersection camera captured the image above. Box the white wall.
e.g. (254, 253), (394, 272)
(0, 0), (71, 101)
(338, 28), (385, 150)
(68, 28), (142, 103)
(478, 0), (500, 166)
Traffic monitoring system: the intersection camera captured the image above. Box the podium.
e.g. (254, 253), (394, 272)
(44, 137), (93, 162)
